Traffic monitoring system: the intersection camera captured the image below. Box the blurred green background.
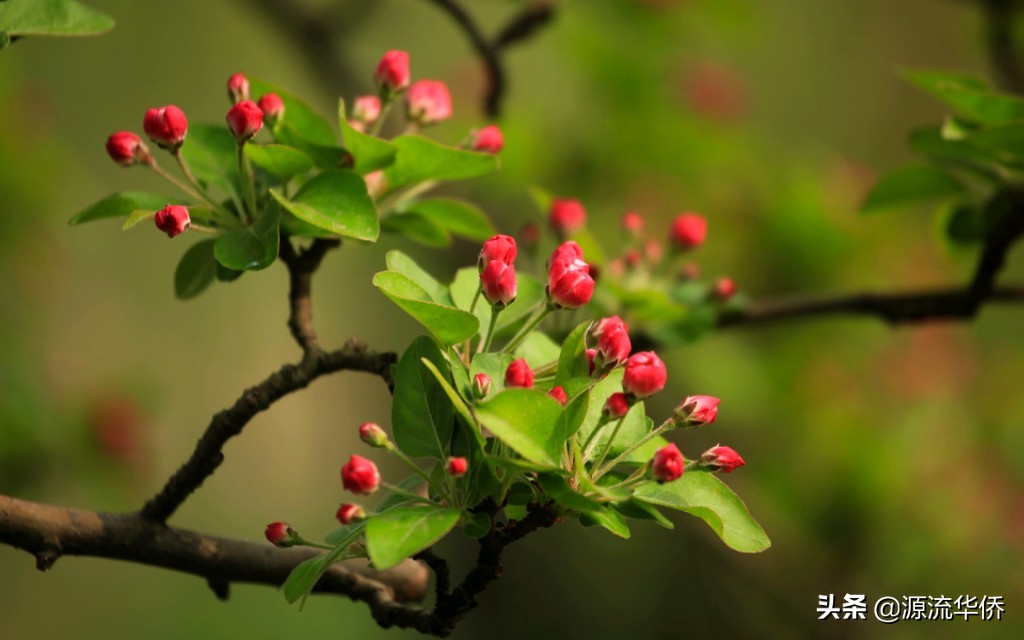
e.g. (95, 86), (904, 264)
(2, 0), (1023, 638)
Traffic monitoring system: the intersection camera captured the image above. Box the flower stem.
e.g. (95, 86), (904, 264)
(380, 482), (436, 507)
(236, 143), (257, 223)
(169, 151), (231, 215)
(589, 415), (627, 471)
(385, 443), (453, 504)
(503, 303), (553, 354)
(593, 417), (675, 482)
(479, 307), (502, 353)
(148, 161), (205, 203)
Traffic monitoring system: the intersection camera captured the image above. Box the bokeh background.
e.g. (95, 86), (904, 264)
(2, 0), (1023, 638)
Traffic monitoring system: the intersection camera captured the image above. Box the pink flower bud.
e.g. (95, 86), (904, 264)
(700, 445), (745, 473)
(591, 316), (631, 370)
(674, 395), (719, 427)
(341, 454), (381, 495)
(446, 457), (468, 477)
(546, 246), (595, 309)
(352, 95), (381, 125)
(226, 100), (264, 142)
(670, 213), (707, 250)
(602, 392), (630, 419)
(651, 443), (685, 483)
(480, 260), (517, 308)
(227, 73), (250, 104)
(154, 205), (191, 238)
(336, 503), (367, 525)
(621, 211), (644, 235)
(375, 50), (411, 93)
(505, 358), (534, 389)
(143, 105), (188, 150)
(265, 521), (298, 547)
(471, 125), (504, 153)
(106, 131), (152, 167)
(714, 276), (736, 301)
(364, 170), (387, 199)
(548, 198), (586, 236)
(622, 351), (667, 399)
(548, 386), (568, 406)
(645, 238), (664, 265)
(407, 80), (452, 125)
(473, 373), (491, 399)
(257, 93), (285, 126)
(358, 422), (389, 448)
(586, 348), (597, 376)
(479, 234), (518, 270)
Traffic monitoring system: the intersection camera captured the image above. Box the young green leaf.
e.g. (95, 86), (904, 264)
(635, 471), (771, 553)
(554, 321), (593, 387)
(399, 199), (496, 242)
(578, 505), (631, 539)
(383, 135), (498, 191)
(214, 206), (280, 270)
(174, 239), (218, 300)
(338, 99), (398, 174)
(282, 522), (366, 607)
(246, 144), (314, 180)
(475, 389), (565, 467)
(269, 170), (378, 241)
(179, 124), (240, 198)
(614, 499), (675, 529)
(537, 473), (603, 513)
(382, 213), (451, 247)
(373, 272), (479, 345)
(366, 506), (461, 570)
(905, 69), (1024, 124)
(68, 192), (174, 226)
(0, 0), (114, 37)
(392, 336), (455, 460)
(385, 251), (454, 305)
(861, 164), (966, 214)
(250, 78), (337, 147)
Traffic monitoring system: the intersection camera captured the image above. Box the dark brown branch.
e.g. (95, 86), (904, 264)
(279, 237), (340, 355)
(981, 0), (1024, 93)
(0, 494), (427, 605)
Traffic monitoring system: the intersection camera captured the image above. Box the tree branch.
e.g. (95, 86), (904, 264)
(0, 494), (428, 605)
(980, 0), (1024, 93)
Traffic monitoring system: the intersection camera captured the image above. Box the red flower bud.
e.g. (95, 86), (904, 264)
(674, 395), (719, 427)
(226, 100), (264, 142)
(480, 260), (517, 308)
(670, 213), (707, 250)
(621, 211), (644, 235)
(265, 521), (298, 547)
(479, 234), (517, 270)
(546, 248), (595, 309)
(713, 276), (736, 301)
(352, 95), (381, 125)
(505, 358), (534, 389)
(227, 73), (250, 104)
(651, 443), (685, 483)
(602, 392), (630, 419)
(143, 105), (188, 150)
(548, 198), (586, 235)
(591, 316), (632, 369)
(548, 386), (568, 406)
(106, 131), (152, 167)
(375, 50), (411, 93)
(358, 422), (389, 448)
(471, 125), (504, 153)
(622, 351), (667, 399)
(700, 445), (745, 473)
(407, 80), (452, 124)
(154, 204), (191, 238)
(257, 93), (285, 126)
(446, 457), (468, 477)
(336, 503), (367, 525)
(586, 348), (597, 376)
(473, 373), (492, 399)
(341, 454), (381, 495)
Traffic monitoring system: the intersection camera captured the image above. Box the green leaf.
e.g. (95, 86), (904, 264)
(554, 321), (593, 387)
(513, 332), (561, 370)
(272, 124), (351, 169)
(282, 523), (365, 606)
(392, 336), (455, 459)
(905, 69), (1024, 124)
(400, 199), (495, 242)
(373, 272), (479, 345)
(557, 390), (590, 440)
(635, 471), (771, 553)
(0, 0), (114, 37)
(174, 240), (218, 300)
(449, 267), (545, 341)
(372, 475), (427, 517)
(475, 389), (565, 467)
(366, 506), (461, 570)
(250, 79), (336, 147)
(537, 473), (602, 512)
(382, 213), (451, 247)
(68, 192), (172, 226)
(451, 418), (499, 506)
(614, 499), (674, 529)
(339, 99), (398, 174)
(214, 206), (279, 271)
(861, 164), (966, 214)
(967, 123), (1024, 159)
(578, 505), (631, 539)
(246, 144), (314, 180)
(942, 204), (984, 246)
(269, 170), (378, 241)
(216, 262), (244, 283)
(121, 209), (154, 231)
(179, 124), (240, 197)
(384, 135), (498, 191)
(468, 352), (515, 397)
(464, 512), (492, 539)
(421, 358), (475, 429)
(385, 251), (453, 305)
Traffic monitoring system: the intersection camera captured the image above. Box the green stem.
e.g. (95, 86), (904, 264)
(479, 307), (502, 353)
(469, 287), (482, 315)
(593, 418), (675, 482)
(503, 303), (553, 354)
(380, 482), (436, 507)
(368, 98), (395, 137)
(603, 463), (650, 492)
(295, 538), (334, 551)
(236, 143), (257, 223)
(386, 444), (453, 504)
(170, 152), (231, 215)
(148, 161), (205, 204)
(589, 416), (626, 471)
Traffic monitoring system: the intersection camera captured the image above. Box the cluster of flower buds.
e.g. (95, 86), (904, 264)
(373, 50), (452, 127)
(546, 241), (595, 309)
